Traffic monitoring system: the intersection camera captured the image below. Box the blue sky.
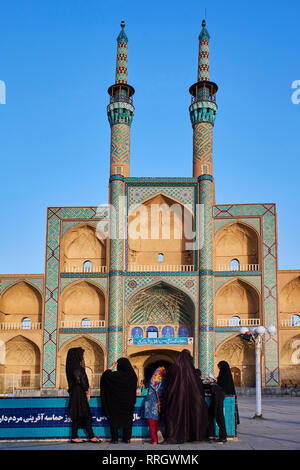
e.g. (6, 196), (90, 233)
(0, 0), (299, 274)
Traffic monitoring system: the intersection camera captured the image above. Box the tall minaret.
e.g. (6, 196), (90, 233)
(189, 21), (218, 375)
(189, 20), (218, 178)
(107, 22), (135, 367)
(107, 20), (135, 177)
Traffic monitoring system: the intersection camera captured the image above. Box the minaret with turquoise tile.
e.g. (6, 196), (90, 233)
(189, 20), (218, 374)
(107, 21), (135, 366)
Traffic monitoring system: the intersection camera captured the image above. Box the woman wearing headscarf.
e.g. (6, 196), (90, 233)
(217, 360), (240, 426)
(65, 347), (101, 443)
(100, 357), (137, 443)
(163, 349), (209, 444)
(142, 366), (166, 444)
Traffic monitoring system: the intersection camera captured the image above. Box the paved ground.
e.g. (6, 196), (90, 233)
(1, 395), (300, 451)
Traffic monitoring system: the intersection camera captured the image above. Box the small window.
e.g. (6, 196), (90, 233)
(21, 318), (31, 330)
(81, 318), (92, 328)
(230, 259), (240, 271)
(147, 326), (158, 338)
(291, 314), (300, 326)
(83, 260), (92, 272)
(229, 315), (241, 326)
(158, 253), (164, 262)
(116, 166), (123, 175)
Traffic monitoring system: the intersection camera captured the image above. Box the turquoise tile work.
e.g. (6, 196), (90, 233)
(0, 396), (236, 440)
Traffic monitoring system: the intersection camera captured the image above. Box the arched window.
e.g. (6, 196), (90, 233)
(21, 317), (31, 330)
(290, 314), (300, 326)
(230, 259), (240, 271)
(162, 326), (174, 338)
(229, 315), (241, 326)
(131, 327), (143, 338)
(147, 326), (158, 338)
(83, 260), (92, 272)
(178, 326), (190, 337)
(158, 253), (164, 262)
(81, 318), (92, 328)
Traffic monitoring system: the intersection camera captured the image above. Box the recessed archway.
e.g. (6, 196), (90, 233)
(0, 281), (42, 325)
(58, 335), (105, 389)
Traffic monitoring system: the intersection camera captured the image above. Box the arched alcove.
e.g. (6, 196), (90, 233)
(215, 335), (255, 387)
(4, 336), (40, 391)
(59, 281), (106, 328)
(214, 222), (259, 271)
(60, 224), (106, 273)
(127, 194), (194, 268)
(214, 279), (260, 325)
(58, 336), (105, 389)
(279, 277), (300, 314)
(0, 281), (42, 325)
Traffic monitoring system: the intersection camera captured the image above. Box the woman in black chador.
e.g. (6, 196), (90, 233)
(100, 357), (137, 443)
(163, 349), (209, 444)
(217, 360), (240, 425)
(65, 347), (101, 443)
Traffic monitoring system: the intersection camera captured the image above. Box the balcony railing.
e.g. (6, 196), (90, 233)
(216, 318), (261, 327)
(0, 374), (40, 394)
(64, 265), (107, 273)
(127, 264), (195, 272)
(60, 320), (105, 329)
(215, 264), (260, 272)
(0, 322), (42, 330)
(281, 319), (300, 328)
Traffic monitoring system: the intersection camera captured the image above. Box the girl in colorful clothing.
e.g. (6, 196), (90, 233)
(142, 366), (166, 444)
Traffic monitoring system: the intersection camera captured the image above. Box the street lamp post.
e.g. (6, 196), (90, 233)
(240, 325), (276, 419)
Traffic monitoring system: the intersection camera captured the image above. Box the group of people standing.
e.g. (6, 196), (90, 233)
(65, 347), (238, 445)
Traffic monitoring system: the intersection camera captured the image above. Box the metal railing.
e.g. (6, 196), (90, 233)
(216, 318), (261, 327)
(127, 264), (195, 272)
(215, 264), (260, 272)
(0, 322), (42, 330)
(64, 265), (107, 273)
(60, 320), (105, 329)
(0, 374), (40, 394)
(281, 319), (300, 328)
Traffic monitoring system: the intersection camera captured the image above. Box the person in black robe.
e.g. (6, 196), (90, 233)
(207, 380), (227, 443)
(100, 357), (137, 443)
(217, 360), (240, 426)
(65, 347), (101, 443)
(163, 349), (209, 444)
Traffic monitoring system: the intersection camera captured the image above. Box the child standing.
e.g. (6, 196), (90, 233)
(142, 366), (166, 444)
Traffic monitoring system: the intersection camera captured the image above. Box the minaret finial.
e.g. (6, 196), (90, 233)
(198, 20), (210, 82)
(115, 20), (128, 84)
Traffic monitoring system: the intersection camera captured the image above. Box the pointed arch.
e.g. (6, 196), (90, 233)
(60, 223), (107, 273)
(57, 334), (106, 389)
(214, 221), (259, 271)
(4, 335), (41, 390)
(58, 280), (106, 327)
(128, 193), (195, 268)
(214, 278), (260, 322)
(0, 281), (43, 325)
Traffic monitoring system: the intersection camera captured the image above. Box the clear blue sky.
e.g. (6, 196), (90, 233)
(0, 0), (299, 274)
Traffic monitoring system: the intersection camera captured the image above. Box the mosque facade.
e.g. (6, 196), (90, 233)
(1, 22), (300, 394)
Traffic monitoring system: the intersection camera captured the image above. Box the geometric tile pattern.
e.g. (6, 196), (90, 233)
(0, 277), (44, 296)
(59, 276), (108, 294)
(127, 184), (195, 211)
(110, 123), (130, 165)
(42, 206), (104, 388)
(198, 177), (214, 374)
(213, 203), (280, 386)
(214, 275), (262, 295)
(193, 122), (213, 166)
(107, 178), (125, 366)
(214, 217), (261, 235)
